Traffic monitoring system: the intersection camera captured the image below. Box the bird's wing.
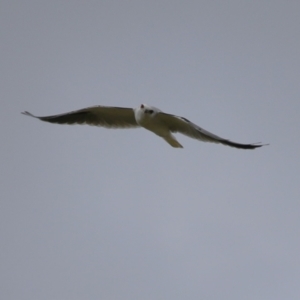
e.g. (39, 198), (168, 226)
(22, 106), (139, 128)
(158, 112), (265, 149)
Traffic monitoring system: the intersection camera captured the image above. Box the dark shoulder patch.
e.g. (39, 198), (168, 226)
(180, 117), (191, 123)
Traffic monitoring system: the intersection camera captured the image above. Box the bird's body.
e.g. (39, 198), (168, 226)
(22, 104), (266, 149)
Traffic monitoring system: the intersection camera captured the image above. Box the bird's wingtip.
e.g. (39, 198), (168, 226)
(224, 140), (269, 149)
(253, 142), (270, 148)
(21, 111), (36, 117)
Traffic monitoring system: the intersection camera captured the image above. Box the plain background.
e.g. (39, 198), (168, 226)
(1, 1), (300, 299)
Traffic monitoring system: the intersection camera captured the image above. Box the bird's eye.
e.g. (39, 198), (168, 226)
(149, 110), (153, 114)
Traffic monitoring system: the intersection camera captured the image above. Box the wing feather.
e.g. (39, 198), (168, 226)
(158, 112), (265, 149)
(22, 106), (139, 129)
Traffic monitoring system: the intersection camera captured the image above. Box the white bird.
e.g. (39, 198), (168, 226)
(22, 104), (266, 149)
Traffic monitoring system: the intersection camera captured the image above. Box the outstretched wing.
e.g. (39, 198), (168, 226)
(22, 106), (139, 129)
(158, 112), (266, 149)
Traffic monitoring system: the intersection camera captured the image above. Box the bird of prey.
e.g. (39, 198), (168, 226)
(22, 104), (266, 149)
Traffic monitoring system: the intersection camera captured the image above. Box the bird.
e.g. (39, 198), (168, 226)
(22, 104), (266, 149)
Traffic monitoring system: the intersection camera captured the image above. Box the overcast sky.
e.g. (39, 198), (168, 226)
(1, 1), (300, 299)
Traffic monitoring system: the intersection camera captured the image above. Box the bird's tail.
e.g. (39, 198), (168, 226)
(163, 135), (183, 148)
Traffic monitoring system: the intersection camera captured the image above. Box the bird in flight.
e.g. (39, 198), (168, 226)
(22, 104), (266, 149)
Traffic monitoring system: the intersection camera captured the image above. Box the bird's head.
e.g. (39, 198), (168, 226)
(139, 104), (156, 116)
(134, 104), (160, 125)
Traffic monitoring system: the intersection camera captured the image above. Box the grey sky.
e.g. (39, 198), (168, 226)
(1, 1), (300, 299)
